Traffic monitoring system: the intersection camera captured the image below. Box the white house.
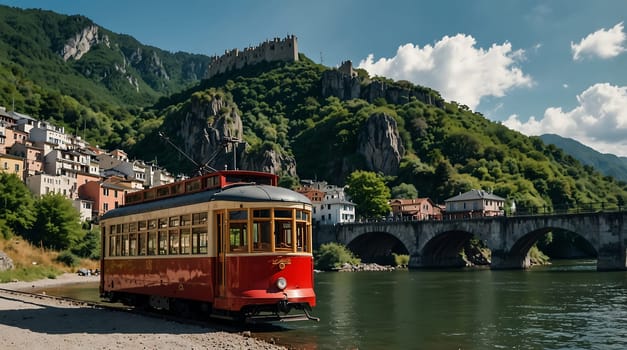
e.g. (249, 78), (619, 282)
(26, 173), (77, 199)
(312, 184), (356, 225)
(444, 189), (506, 218)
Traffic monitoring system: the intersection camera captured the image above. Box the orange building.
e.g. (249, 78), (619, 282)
(9, 142), (43, 176)
(0, 153), (24, 180)
(295, 186), (325, 203)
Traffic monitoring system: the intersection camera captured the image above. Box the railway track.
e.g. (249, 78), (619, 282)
(0, 286), (287, 346)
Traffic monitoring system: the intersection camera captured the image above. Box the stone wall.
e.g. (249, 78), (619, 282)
(206, 35), (298, 79)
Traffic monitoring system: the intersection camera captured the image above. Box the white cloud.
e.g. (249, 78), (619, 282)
(357, 34), (533, 110)
(503, 83), (627, 156)
(571, 22), (626, 60)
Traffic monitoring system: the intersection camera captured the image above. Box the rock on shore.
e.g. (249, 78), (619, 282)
(335, 262), (399, 272)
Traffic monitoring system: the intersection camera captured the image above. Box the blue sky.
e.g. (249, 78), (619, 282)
(2, 0), (627, 156)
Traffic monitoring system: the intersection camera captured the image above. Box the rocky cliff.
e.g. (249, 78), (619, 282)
(56, 22), (211, 97)
(175, 90), (297, 176)
(321, 62), (445, 108)
(61, 24), (109, 61)
(358, 112), (405, 175)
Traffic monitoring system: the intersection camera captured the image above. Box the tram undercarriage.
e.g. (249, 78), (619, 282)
(103, 291), (318, 323)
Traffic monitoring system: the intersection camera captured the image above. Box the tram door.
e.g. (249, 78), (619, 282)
(215, 212), (227, 297)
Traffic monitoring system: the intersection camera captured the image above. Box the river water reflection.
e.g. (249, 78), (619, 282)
(43, 260), (627, 349)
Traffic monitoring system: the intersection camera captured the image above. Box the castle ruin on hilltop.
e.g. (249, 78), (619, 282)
(206, 35), (298, 79)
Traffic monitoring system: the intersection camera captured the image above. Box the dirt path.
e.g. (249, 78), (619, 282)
(0, 274), (286, 350)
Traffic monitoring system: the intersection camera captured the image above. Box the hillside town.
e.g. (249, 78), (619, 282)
(0, 106), (176, 222)
(1, 106), (508, 225)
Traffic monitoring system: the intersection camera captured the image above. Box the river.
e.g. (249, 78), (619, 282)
(41, 260), (627, 349)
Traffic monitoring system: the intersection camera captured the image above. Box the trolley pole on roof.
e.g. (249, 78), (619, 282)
(222, 136), (244, 170)
(158, 131), (217, 174)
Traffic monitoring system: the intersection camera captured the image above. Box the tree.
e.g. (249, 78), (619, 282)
(0, 173), (36, 236)
(27, 193), (85, 251)
(391, 183), (418, 199)
(72, 224), (101, 259)
(345, 170), (391, 219)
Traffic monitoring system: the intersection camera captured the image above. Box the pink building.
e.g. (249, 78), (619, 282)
(78, 177), (132, 217)
(390, 198), (441, 220)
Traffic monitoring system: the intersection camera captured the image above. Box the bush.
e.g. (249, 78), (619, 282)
(528, 245), (550, 265)
(56, 250), (80, 267)
(0, 219), (13, 239)
(314, 242), (361, 271)
(393, 253), (410, 267)
(0, 265), (60, 283)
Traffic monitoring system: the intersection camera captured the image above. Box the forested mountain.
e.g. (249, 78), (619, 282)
(0, 5), (210, 148)
(540, 134), (627, 182)
(1, 5), (626, 211)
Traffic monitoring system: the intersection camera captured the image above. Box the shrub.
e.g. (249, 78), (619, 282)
(56, 250), (80, 267)
(314, 242), (361, 271)
(393, 253), (410, 267)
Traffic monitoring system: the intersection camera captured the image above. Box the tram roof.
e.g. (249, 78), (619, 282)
(101, 184), (311, 220)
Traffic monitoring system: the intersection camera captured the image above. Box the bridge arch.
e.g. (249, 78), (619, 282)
(503, 225), (599, 269)
(346, 231), (410, 265)
(419, 230), (473, 267)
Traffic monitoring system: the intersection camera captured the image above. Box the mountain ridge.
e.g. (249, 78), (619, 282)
(540, 134), (627, 182)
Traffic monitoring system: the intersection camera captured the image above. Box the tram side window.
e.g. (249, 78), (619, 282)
(192, 212), (207, 225)
(158, 231), (168, 255)
(180, 228), (191, 254)
(129, 234), (137, 256)
(138, 220), (147, 231)
(138, 232), (146, 255)
(275, 221), (293, 250)
(109, 234), (116, 257)
(192, 227), (208, 254)
(148, 232), (157, 255)
(169, 230), (179, 255)
(181, 214), (191, 226)
(296, 221), (308, 252)
(252, 221), (271, 251)
(122, 234), (129, 256)
(115, 235), (122, 256)
(108, 225), (115, 257)
(169, 216), (179, 227)
(148, 219), (157, 230)
(229, 223), (248, 252)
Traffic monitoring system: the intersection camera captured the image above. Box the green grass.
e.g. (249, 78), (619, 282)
(0, 265), (61, 283)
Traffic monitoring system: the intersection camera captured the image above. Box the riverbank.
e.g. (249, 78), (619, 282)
(0, 272), (99, 291)
(0, 273), (286, 350)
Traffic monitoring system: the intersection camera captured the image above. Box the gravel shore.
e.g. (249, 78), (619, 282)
(0, 273), (286, 350)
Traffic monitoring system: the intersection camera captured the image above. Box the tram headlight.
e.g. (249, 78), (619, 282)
(276, 277), (287, 290)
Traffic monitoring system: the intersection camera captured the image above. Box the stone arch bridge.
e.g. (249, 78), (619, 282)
(315, 211), (627, 270)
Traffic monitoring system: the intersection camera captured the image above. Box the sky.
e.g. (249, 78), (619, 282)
(2, 0), (627, 156)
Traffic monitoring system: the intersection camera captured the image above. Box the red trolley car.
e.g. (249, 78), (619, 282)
(99, 170), (317, 322)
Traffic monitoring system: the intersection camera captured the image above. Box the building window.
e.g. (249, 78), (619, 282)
(103, 203), (109, 211)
